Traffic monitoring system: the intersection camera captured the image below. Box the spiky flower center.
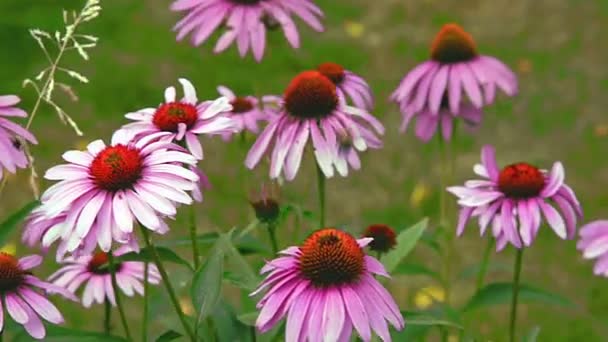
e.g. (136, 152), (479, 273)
(317, 62), (346, 85)
(284, 71), (338, 119)
(362, 224), (397, 253)
(231, 97), (255, 113)
(90, 145), (143, 191)
(87, 252), (122, 275)
(430, 23), (478, 63)
(152, 102), (198, 132)
(251, 199), (280, 223)
(0, 253), (26, 292)
(298, 229), (364, 287)
(498, 163), (545, 199)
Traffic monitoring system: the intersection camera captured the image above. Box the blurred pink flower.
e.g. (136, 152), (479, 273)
(578, 221), (608, 277)
(0, 95), (37, 179)
(118, 78), (235, 160)
(37, 132), (200, 257)
(391, 24), (517, 142)
(252, 228), (404, 341)
(216, 85), (273, 141)
(317, 62), (374, 111)
(447, 145), (582, 251)
(246, 71), (384, 181)
(0, 253), (76, 339)
(171, 0), (324, 61)
(49, 246), (160, 307)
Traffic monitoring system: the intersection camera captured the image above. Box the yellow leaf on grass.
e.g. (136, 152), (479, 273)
(414, 285), (445, 309)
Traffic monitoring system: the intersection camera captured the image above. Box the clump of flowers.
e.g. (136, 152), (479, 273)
(170, 0), (324, 61)
(0, 95), (37, 180)
(245, 70), (384, 180)
(447, 145), (582, 250)
(216, 85), (272, 141)
(391, 23), (518, 142)
(252, 228), (404, 341)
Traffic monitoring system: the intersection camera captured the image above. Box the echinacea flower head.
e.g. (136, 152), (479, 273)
(0, 95), (37, 179)
(391, 24), (517, 142)
(249, 181), (281, 223)
(245, 71), (385, 180)
(38, 132), (200, 258)
(171, 0), (324, 61)
(49, 246), (161, 307)
(577, 221), (608, 277)
(216, 85), (271, 141)
(119, 78), (234, 160)
(362, 224), (397, 253)
(317, 62), (374, 111)
(447, 145), (583, 251)
(0, 253), (76, 339)
(252, 228), (404, 341)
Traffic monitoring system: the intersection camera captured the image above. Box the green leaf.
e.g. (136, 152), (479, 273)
(12, 325), (127, 342)
(463, 282), (575, 312)
(458, 262), (510, 280)
(523, 326), (541, 342)
(219, 233), (260, 291)
(402, 310), (463, 330)
(234, 234), (270, 256)
(406, 316), (463, 329)
(191, 242), (224, 324)
(393, 263), (441, 281)
(237, 312), (258, 326)
(155, 330), (182, 342)
(0, 200), (39, 246)
(160, 232), (219, 248)
(116, 246), (192, 270)
(382, 218), (429, 273)
(211, 300), (253, 342)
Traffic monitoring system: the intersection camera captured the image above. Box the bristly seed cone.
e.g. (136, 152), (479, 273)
(284, 71), (338, 119)
(298, 228), (364, 287)
(153, 102), (199, 132)
(0, 253), (26, 292)
(430, 23), (478, 63)
(90, 145), (143, 191)
(231, 97), (255, 113)
(87, 251), (122, 275)
(317, 62), (346, 85)
(498, 162), (545, 199)
(362, 224), (397, 253)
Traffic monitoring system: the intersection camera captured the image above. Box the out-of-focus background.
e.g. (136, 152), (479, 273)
(1, 0), (607, 340)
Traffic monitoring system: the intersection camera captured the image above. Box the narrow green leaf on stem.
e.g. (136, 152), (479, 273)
(0, 200), (39, 246)
(155, 330), (183, 342)
(267, 222), (279, 255)
(476, 239), (495, 291)
(191, 244), (224, 327)
(382, 218), (429, 273)
(188, 205), (201, 270)
(116, 246), (192, 271)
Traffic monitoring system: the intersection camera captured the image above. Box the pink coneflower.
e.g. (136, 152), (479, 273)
(0, 95), (37, 179)
(252, 228), (404, 341)
(37, 132), (199, 257)
(216, 85), (271, 141)
(391, 24), (517, 142)
(578, 221), (608, 277)
(0, 253), (76, 339)
(170, 0), (324, 62)
(119, 78), (234, 160)
(22, 207), (66, 252)
(317, 62), (374, 111)
(245, 71), (384, 180)
(447, 145), (583, 251)
(49, 246), (161, 307)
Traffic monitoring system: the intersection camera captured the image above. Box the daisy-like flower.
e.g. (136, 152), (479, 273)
(245, 71), (384, 180)
(317, 62), (374, 111)
(252, 228), (404, 341)
(0, 253), (76, 339)
(119, 78), (234, 160)
(391, 23), (517, 142)
(0, 95), (37, 179)
(37, 132), (200, 257)
(447, 145), (583, 251)
(170, 0), (324, 62)
(49, 246), (161, 307)
(216, 85), (271, 141)
(578, 221), (608, 277)
(22, 207), (66, 253)
(362, 224), (397, 254)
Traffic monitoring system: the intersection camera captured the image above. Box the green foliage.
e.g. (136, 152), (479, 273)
(382, 218), (429, 273)
(0, 200), (39, 246)
(117, 246), (192, 270)
(155, 330), (182, 342)
(523, 326), (541, 342)
(12, 326), (127, 342)
(464, 282), (576, 312)
(191, 242), (224, 324)
(394, 262), (442, 281)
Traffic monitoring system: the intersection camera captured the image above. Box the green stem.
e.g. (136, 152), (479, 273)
(316, 164), (326, 227)
(142, 262), (149, 342)
(108, 253), (133, 341)
(207, 317), (217, 342)
(140, 227), (196, 341)
(250, 326), (257, 342)
(438, 137), (452, 305)
(267, 222), (279, 255)
(189, 206), (201, 270)
(476, 239), (495, 291)
(103, 299), (111, 335)
(509, 248), (524, 342)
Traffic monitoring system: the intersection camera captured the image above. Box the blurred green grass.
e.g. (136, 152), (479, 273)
(1, 0), (608, 340)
